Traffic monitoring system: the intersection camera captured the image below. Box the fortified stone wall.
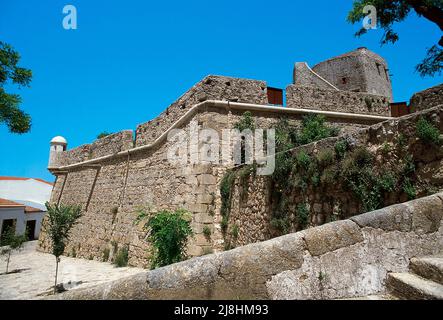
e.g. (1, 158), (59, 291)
(51, 130), (134, 167)
(226, 105), (443, 247)
(311, 47), (393, 101)
(40, 101), (382, 266)
(410, 83), (443, 112)
(50, 192), (443, 300)
(286, 85), (391, 116)
(292, 62), (338, 90)
(135, 75), (268, 147)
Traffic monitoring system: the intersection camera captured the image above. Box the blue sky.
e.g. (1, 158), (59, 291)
(0, 0), (442, 182)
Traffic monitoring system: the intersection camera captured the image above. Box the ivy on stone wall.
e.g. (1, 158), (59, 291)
(221, 113), (443, 241)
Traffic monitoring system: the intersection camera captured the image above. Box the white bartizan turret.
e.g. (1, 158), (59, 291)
(48, 136), (67, 168)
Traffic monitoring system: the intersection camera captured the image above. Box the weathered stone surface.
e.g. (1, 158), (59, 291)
(350, 203), (412, 232)
(410, 83), (443, 113)
(303, 220), (364, 256)
(387, 272), (443, 300)
(408, 194), (443, 234)
(410, 254), (443, 285)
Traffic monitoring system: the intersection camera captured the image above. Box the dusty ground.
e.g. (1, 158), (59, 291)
(0, 241), (145, 299)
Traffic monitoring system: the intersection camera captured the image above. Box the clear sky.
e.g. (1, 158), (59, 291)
(0, 0), (442, 182)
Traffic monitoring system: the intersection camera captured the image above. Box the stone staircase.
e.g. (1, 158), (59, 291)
(387, 253), (443, 300)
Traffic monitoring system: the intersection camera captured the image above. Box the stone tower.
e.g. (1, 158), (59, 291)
(48, 136), (67, 168)
(311, 47), (393, 101)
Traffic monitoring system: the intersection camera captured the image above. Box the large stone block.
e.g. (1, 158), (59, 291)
(303, 220), (364, 256)
(409, 194), (443, 234)
(350, 203), (412, 232)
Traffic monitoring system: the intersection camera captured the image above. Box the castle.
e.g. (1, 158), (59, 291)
(38, 48), (443, 299)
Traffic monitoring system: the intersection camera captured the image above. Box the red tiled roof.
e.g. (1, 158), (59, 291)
(0, 176), (53, 186)
(0, 198), (44, 213)
(0, 198), (25, 207)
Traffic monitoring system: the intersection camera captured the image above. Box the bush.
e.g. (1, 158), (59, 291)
(97, 131), (112, 139)
(113, 246), (128, 267)
(270, 217), (290, 234)
(403, 178), (416, 200)
(334, 139), (349, 159)
(296, 203), (309, 229)
(234, 111), (255, 132)
(317, 149), (334, 167)
(139, 209), (193, 268)
(416, 117), (441, 145)
(296, 151), (311, 170)
(297, 114), (339, 145)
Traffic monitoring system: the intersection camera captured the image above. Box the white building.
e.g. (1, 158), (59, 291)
(0, 177), (53, 240)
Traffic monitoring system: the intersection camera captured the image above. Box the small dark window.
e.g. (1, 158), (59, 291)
(342, 77), (347, 84)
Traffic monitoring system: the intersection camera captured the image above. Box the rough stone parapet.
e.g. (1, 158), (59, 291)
(48, 192), (443, 300)
(50, 130), (134, 168)
(410, 83), (443, 113)
(135, 75), (268, 147)
(286, 85), (390, 116)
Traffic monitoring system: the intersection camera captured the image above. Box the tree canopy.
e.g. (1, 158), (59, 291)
(348, 0), (443, 77)
(0, 41), (32, 133)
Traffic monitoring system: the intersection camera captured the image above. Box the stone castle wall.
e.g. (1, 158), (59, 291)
(286, 85), (391, 116)
(410, 83), (443, 112)
(226, 105), (443, 247)
(311, 48), (393, 101)
(51, 130), (134, 167)
(40, 99), (384, 267)
(135, 75), (268, 147)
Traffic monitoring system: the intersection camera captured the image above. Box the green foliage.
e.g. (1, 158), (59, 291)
(0, 41), (33, 133)
(317, 149), (334, 167)
(113, 246), (129, 267)
(220, 170), (236, 218)
(378, 172), (398, 192)
(102, 248), (110, 262)
(138, 208), (193, 268)
(221, 215), (229, 233)
(397, 133), (407, 150)
(0, 227), (27, 273)
(381, 141), (391, 154)
(298, 114), (339, 145)
(402, 153), (416, 176)
(296, 203), (309, 229)
(270, 217), (290, 234)
(296, 151), (311, 170)
(334, 139), (349, 159)
(416, 116), (441, 145)
(416, 45), (442, 78)
(403, 178), (417, 200)
(45, 203), (82, 258)
(234, 111), (255, 132)
(97, 132), (112, 139)
(347, 0), (443, 77)
(203, 226), (211, 240)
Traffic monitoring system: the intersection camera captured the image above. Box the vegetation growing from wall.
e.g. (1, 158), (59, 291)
(221, 112), (443, 241)
(220, 113), (340, 243)
(136, 208), (193, 268)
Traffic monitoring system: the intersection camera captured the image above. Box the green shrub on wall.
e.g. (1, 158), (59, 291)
(137, 208), (193, 268)
(416, 117), (441, 145)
